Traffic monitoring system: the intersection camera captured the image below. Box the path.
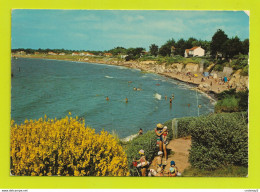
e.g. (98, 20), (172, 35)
(164, 136), (191, 174)
(149, 136), (191, 176)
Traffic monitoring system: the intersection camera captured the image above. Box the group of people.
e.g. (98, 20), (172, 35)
(165, 94), (175, 106)
(133, 123), (179, 177)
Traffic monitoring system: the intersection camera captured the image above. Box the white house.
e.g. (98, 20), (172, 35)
(184, 46), (205, 57)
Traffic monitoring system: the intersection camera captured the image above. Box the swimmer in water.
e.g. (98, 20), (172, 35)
(106, 96), (109, 101)
(125, 97), (128, 103)
(169, 98), (172, 105)
(165, 95), (167, 100)
(133, 87), (137, 91)
(188, 104), (190, 107)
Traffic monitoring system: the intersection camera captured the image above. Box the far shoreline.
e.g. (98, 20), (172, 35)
(12, 55), (220, 102)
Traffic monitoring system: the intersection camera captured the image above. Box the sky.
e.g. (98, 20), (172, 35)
(11, 10), (249, 51)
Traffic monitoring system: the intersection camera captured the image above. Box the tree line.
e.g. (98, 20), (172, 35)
(12, 29), (249, 60)
(108, 29), (249, 60)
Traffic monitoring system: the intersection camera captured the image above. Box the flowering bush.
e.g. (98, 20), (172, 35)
(10, 115), (129, 176)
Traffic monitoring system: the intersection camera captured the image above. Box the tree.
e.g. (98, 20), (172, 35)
(109, 47), (127, 56)
(125, 47), (145, 61)
(223, 36), (243, 59)
(149, 44), (159, 56)
(200, 40), (211, 54)
(210, 29), (229, 59)
(185, 37), (198, 49)
(241, 39), (249, 55)
(159, 39), (175, 56)
(175, 38), (186, 56)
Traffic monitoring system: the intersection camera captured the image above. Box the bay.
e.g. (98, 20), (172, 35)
(11, 58), (214, 138)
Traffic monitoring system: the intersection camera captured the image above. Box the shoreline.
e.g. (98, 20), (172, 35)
(13, 55), (220, 102)
(13, 55), (217, 141)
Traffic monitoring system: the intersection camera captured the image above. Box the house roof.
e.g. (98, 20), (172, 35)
(185, 46), (201, 54)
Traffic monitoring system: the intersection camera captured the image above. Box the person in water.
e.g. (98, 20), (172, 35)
(125, 97), (128, 103)
(165, 95), (167, 100)
(169, 98), (172, 104)
(106, 96), (109, 101)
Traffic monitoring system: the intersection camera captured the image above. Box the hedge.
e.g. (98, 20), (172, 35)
(189, 112), (248, 170)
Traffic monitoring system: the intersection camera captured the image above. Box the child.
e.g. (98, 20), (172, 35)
(168, 160), (178, 177)
(135, 149), (149, 176)
(162, 126), (168, 145)
(155, 167), (164, 176)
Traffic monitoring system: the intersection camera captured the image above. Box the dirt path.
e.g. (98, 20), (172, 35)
(164, 137), (191, 174)
(149, 136), (191, 176)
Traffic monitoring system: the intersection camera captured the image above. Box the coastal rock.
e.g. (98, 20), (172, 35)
(229, 69), (248, 89)
(198, 83), (211, 92)
(170, 63), (184, 72)
(223, 67), (233, 76)
(155, 65), (165, 73)
(184, 63), (199, 72)
(140, 60), (157, 65)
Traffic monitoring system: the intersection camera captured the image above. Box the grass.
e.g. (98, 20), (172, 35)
(182, 165), (248, 177)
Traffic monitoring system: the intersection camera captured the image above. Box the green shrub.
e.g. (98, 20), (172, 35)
(215, 97), (239, 113)
(176, 117), (196, 138)
(231, 54), (248, 71)
(214, 64), (224, 71)
(189, 112), (248, 170)
(241, 65), (249, 76)
(215, 89), (248, 113)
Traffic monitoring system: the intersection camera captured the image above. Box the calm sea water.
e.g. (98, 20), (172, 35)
(11, 58), (214, 138)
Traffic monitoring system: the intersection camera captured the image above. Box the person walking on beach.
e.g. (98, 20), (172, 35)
(155, 123), (167, 164)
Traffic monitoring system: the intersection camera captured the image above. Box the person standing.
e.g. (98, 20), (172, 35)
(155, 123), (167, 164)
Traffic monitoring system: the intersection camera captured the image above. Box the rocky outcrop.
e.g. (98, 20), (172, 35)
(184, 63), (200, 72)
(198, 83), (211, 92)
(229, 69), (248, 89)
(223, 67), (233, 76)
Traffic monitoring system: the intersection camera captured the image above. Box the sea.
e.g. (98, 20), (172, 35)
(11, 58), (214, 138)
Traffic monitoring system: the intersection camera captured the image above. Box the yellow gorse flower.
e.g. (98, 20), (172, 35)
(10, 116), (129, 176)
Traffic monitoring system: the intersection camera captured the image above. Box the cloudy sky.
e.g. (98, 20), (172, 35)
(11, 10), (249, 51)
